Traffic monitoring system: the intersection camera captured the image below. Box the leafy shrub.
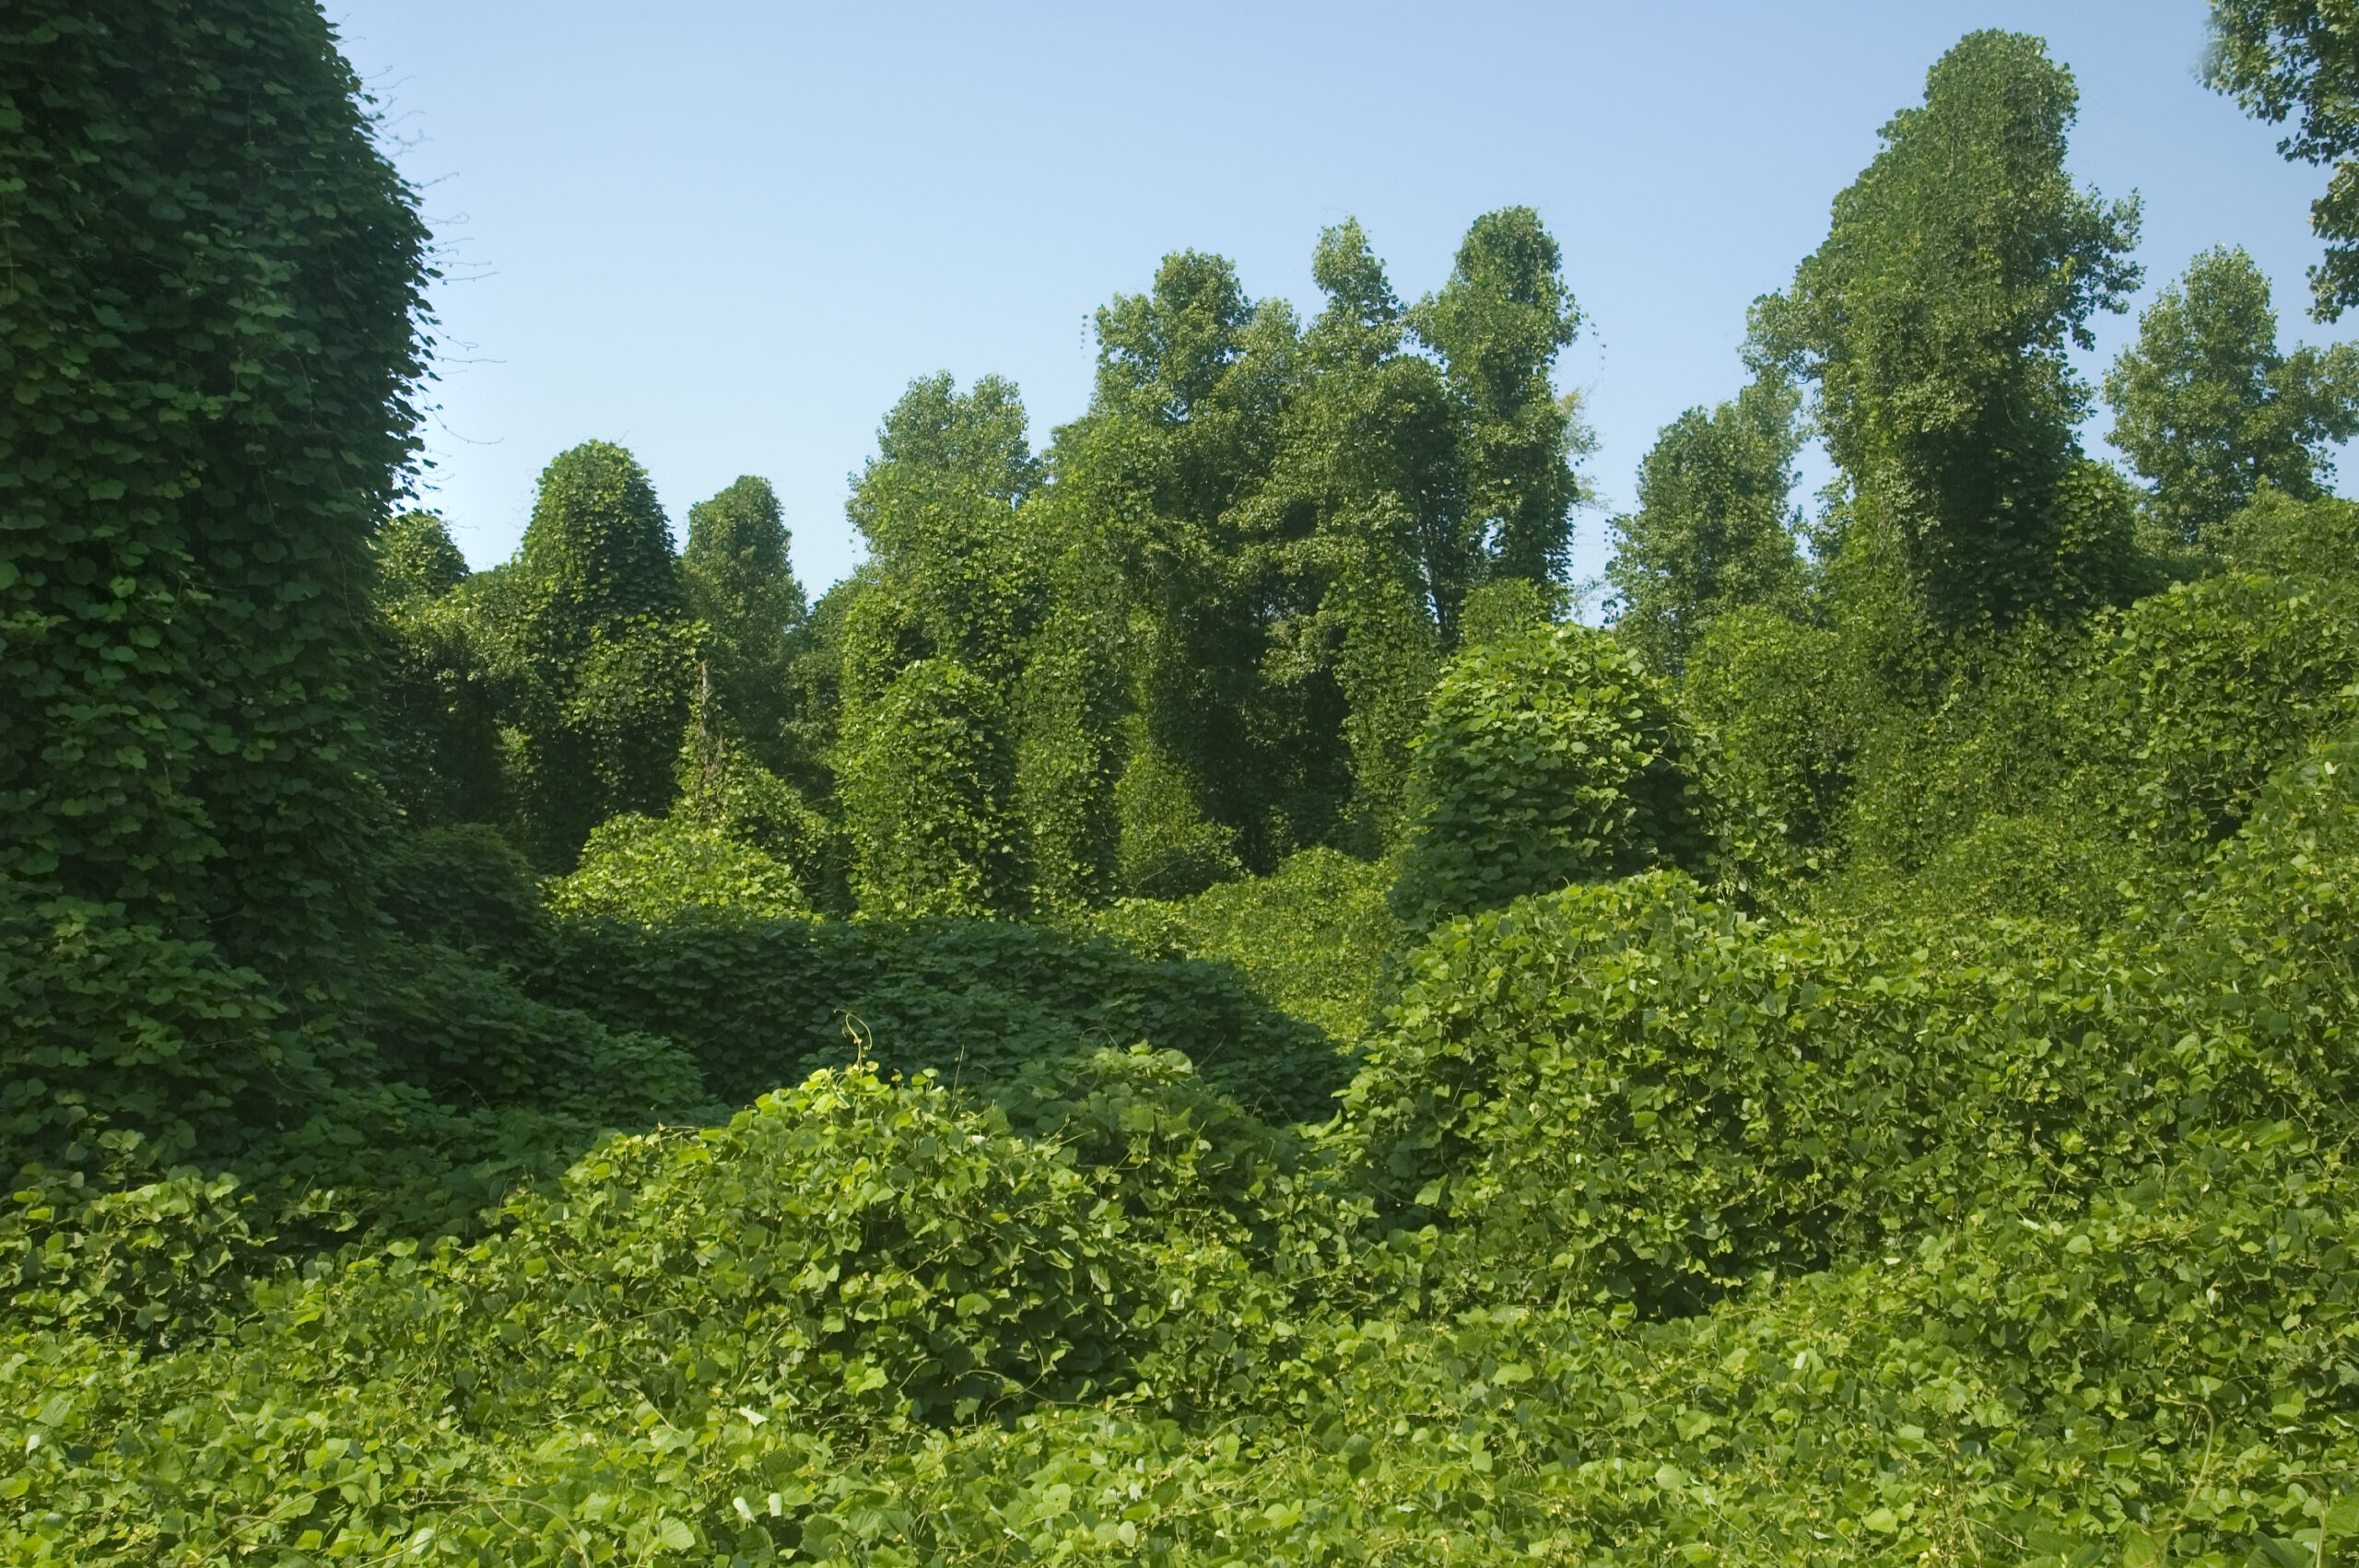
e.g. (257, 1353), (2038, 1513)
(680, 474), (808, 774)
(355, 936), (705, 1123)
(364, 1070), (1150, 1428)
(540, 912), (1347, 1123)
(483, 442), (701, 868)
(1391, 624), (1710, 928)
(547, 813), (811, 923)
(1086, 846), (1402, 1042)
(374, 824), (550, 964)
(2088, 571), (2359, 852)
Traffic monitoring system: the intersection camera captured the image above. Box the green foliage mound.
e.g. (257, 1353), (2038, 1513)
(1391, 624), (1710, 929)
(2, 1071), (1154, 1560)
(1085, 847), (1402, 1042)
(2088, 570), (2359, 854)
(549, 813), (811, 924)
(356, 936), (704, 1124)
(1605, 374), (1806, 676)
(1353, 714), (2359, 1319)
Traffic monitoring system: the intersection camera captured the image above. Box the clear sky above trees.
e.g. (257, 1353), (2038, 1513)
(334, 0), (2349, 591)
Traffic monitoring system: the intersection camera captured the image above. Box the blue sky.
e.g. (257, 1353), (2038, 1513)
(332, 1), (2345, 593)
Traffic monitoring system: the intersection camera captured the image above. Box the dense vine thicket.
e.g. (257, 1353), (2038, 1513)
(15, 8), (2359, 1565)
(0, 0), (428, 976)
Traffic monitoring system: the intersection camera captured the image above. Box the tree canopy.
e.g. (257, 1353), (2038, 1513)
(1753, 29), (2142, 627)
(2104, 244), (2359, 545)
(2206, 0), (2359, 319)
(1605, 375), (1806, 675)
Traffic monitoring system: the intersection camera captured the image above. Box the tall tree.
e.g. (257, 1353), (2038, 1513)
(1752, 30), (2142, 628)
(493, 441), (697, 867)
(0, 0), (430, 980)
(841, 372), (1042, 698)
(682, 475), (806, 766)
(837, 375), (1044, 916)
(1411, 206), (1590, 588)
(1053, 253), (1308, 878)
(1250, 220), (1459, 850)
(2104, 245), (2359, 546)
(1607, 375), (1807, 675)
(2206, 1), (2359, 320)
(1290, 221), (1467, 638)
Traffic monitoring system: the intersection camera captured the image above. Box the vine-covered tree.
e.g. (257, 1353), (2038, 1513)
(0, 0), (431, 980)
(837, 376), (1044, 915)
(682, 475), (806, 769)
(2104, 245), (2359, 546)
(1030, 211), (1589, 886)
(1607, 375), (1807, 676)
(815, 213), (1590, 915)
(1253, 221), (1454, 850)
(1052, 252), (1308, 878)
(1752, 29), (2142, 628)
(1390, 625), (1707, 930)
(840, 373), (1043, 698)
(492, 441), (698, 867)
(1411, 206), (1591, 589)
(1287, 220), (1467, 638)
(841, 658), (1026, 918)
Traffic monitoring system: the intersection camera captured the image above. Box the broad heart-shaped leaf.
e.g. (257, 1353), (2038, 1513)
(2329, 1490), (2359, 1539)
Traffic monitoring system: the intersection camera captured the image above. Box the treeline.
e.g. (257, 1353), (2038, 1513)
(380, 30), (2359, 946)
(381, 211), (1590, 919)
